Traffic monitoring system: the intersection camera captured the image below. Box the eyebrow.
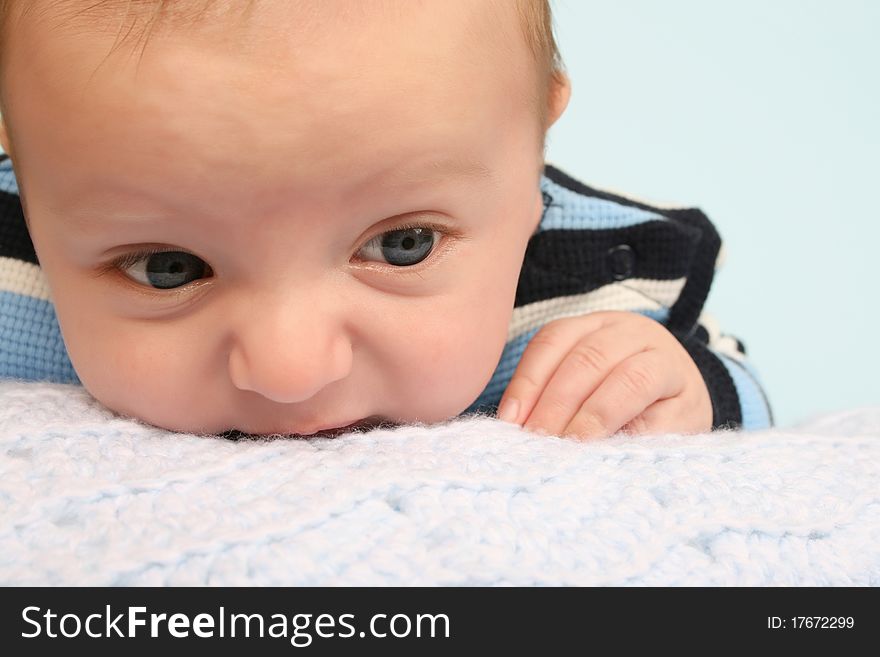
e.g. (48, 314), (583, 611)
(378, 156), (496, 188)
(60, 155), (496, 226)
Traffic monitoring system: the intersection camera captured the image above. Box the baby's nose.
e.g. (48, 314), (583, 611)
(227, 319), (353, 404)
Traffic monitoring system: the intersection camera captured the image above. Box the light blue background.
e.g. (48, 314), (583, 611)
(545, 0), (879, 427)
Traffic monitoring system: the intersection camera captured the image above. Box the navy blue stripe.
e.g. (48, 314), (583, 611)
(673, 329), (743, 430)
(0, 190), (37, 264)
(543, 164), (718, 336)
(661, 207), (720, 334)
(515, 220), (698, 307)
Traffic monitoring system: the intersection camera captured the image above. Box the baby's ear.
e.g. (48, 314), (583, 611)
(544, 70), (571, 131)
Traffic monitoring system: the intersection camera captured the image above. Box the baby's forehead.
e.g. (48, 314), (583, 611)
(2, 2), (542, 114)
(2, 1), (546, 192)
(3, 1), (540, 120)
(15, 0), (525, 49)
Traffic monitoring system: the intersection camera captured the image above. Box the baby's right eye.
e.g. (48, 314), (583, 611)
(114, 249), (213, 290)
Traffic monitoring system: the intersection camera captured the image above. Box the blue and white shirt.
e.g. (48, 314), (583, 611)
(0, 155), (773, 431)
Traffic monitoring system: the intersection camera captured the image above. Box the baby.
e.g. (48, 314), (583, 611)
(0, 0), (773, 438)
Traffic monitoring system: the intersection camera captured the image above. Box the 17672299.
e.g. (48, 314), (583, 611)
(768, 617), (855, 630)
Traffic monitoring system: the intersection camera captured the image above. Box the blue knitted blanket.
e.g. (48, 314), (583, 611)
(1, 380), (877, 585)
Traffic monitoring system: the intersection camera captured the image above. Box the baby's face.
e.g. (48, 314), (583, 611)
(0, 0), (568, 435)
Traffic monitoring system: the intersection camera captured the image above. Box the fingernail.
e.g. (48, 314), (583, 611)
(497, 397), (520, 424)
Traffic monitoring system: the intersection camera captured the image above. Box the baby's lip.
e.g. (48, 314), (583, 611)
(226, 415), (390, 439)
(306, 415), (391, 437)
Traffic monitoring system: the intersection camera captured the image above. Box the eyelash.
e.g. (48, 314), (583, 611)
(104, 220), (459, 295)
(352, 220), (457, 268)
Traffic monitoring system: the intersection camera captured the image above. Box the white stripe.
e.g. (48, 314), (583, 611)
(0, 256), (52, 301)
(715, 241), (727, 270)
(508, 277), (686, 341)
(696, 310), (746, 362)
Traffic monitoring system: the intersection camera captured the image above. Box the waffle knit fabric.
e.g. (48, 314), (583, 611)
(0, 154), (772, 430)
(1, 382), (876, 586)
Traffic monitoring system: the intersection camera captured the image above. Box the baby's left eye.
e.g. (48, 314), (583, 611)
(357, 227), (439, 267)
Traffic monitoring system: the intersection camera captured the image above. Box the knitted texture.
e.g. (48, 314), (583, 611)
(0, 380), (877, 586)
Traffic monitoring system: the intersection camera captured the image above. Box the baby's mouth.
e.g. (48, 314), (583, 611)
(300, 416), (389, 438)
(219, 416), (393, 441)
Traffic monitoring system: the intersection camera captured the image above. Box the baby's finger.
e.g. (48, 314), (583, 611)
(497, 314), (609, 425)
(623, 395), (712, 436)
(561, 349), (682, 440)
(519, 323), (651, 437)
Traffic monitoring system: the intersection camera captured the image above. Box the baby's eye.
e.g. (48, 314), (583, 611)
(357, 226), (439, 267)
(116, 250), (213, 290)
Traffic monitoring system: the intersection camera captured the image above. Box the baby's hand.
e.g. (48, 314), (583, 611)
(496, 311), (713, 439)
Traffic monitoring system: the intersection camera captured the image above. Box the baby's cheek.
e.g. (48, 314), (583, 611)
(67, 321), (207, 428)
(398, 296), (511, 423)
(411, 254), (522, 421)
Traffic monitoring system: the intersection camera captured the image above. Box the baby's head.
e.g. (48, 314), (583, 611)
(0, 0), (570, 436)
